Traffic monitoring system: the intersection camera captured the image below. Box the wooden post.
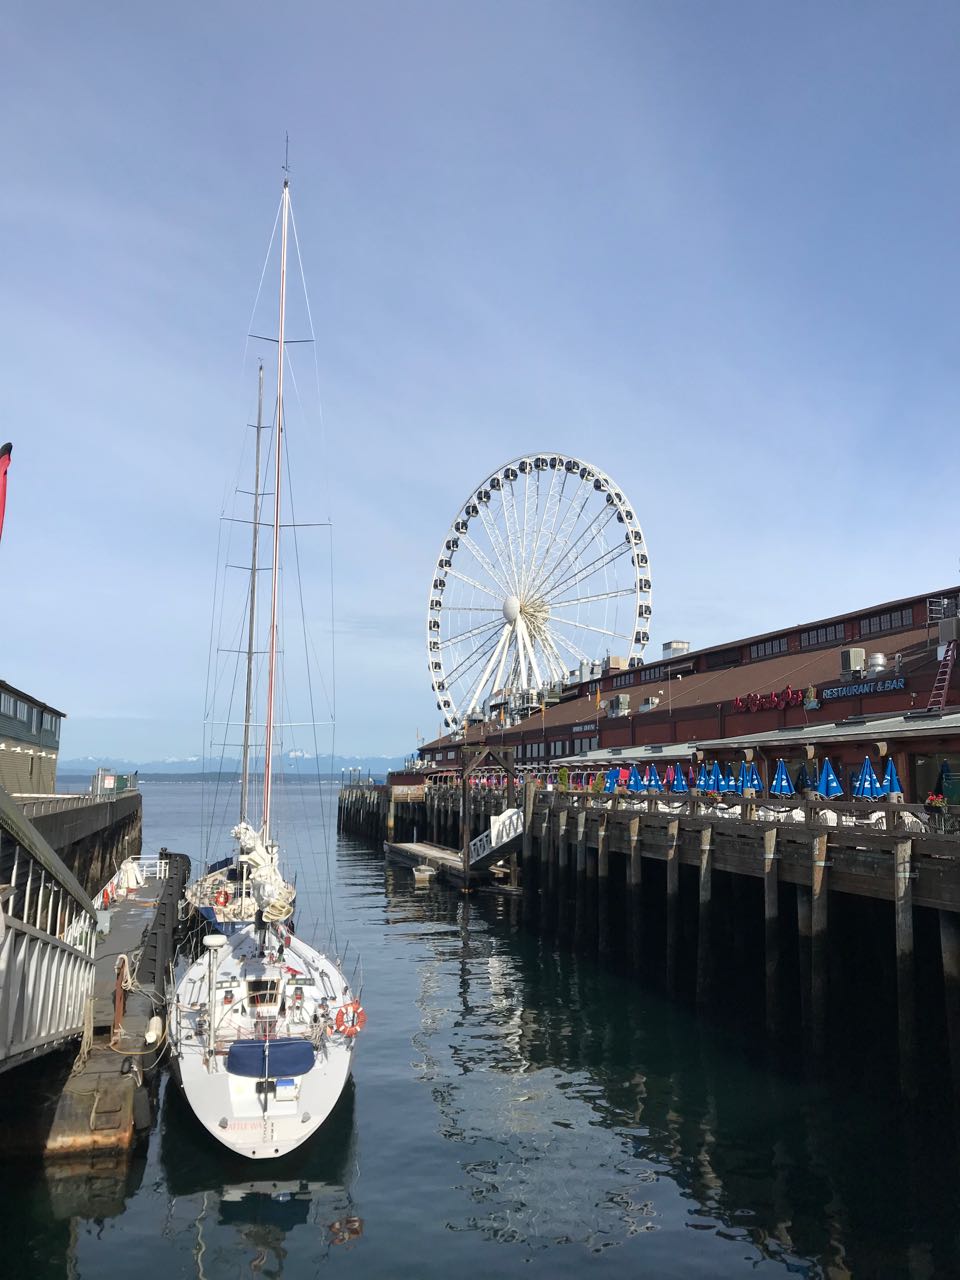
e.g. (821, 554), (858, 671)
(521, 781), (538, 929)
(597, 813), (610, 955)
(574, 810), (587, 947)
(386, 790), (396, 845)
(556, 806), (570, 941)
(894, 839), (916, 1098)
(763, 827), (779, 1038)
(939, 910), (960, 1098)
(460, 774), (472, 889)
(539, 803), (553, 932)
(696, 825), (713, 1006)
(810, 832), (829, 1061)
(665, 819), (680, 994)
(627, 815), (642, 972)
(431, 789), (439, 845)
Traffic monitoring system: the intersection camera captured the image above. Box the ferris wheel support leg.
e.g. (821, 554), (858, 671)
(464, 623), (510, 717)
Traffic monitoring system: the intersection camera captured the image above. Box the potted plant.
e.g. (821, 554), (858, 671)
(704, 790), (722, 805)
(926, 792), (947, 812)
(557, 766), (569, 793)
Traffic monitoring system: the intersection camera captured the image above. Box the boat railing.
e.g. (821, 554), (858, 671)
(94, 854), (170, 910)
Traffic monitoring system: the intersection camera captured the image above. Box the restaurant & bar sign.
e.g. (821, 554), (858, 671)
(820, 676), (906, 702)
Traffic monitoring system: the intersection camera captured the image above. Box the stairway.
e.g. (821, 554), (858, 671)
(927, 639), (957, 712)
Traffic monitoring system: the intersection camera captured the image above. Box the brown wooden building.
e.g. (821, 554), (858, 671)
(406, 587), (960, 802)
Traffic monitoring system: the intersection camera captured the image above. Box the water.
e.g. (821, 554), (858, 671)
(4, 780), (960, 1278)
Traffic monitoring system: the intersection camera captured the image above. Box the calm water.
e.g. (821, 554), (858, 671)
(4, 780), (960, 1278)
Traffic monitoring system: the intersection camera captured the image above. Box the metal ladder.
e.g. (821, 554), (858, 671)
(927, 639), (957, 712)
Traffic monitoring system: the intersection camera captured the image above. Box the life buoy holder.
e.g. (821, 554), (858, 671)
(214, 888), (230, 908)
(334, 1001), (367, 1037)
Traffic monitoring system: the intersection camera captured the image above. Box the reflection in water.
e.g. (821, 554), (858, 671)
(160, 1077), (361, 1275)
(378, 857), (960, 1276)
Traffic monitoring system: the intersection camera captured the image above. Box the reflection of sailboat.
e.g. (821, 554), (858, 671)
(167, 172), (364, 1159)
(161, 1076), (363, 1269)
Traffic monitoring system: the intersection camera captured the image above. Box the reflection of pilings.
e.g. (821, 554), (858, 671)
(556, 807), (570, 942)
(763, 828), (779, 1039)
(521, 782), (538, 931)
(627, 815), (642, 973)
(894, 839), (916, 1099)
(597, 814), (610, 956)
(665, 819), (679, 994)
(538, 805), (553, 933)
(811, 833), (829, 1061)
(696, 825), (713, 1006)
(940, 909), (960, 1098)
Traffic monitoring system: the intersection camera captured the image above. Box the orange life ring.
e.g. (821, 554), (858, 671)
(214, 888), (230, 908)
(334, 1002), (367, 1037)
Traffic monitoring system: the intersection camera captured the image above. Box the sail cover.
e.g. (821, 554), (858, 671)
(0, 443), (11, 544)
(226, 1037), (316, 1078)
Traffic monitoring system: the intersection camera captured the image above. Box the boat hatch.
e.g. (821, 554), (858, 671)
(247, 979), (282, 1008)
(226, 1038), (315, 1078)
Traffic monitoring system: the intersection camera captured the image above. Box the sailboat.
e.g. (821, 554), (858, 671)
(169, 173), (363, 1159)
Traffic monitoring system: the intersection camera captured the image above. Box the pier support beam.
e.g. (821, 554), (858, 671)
(386, 792), (396, 845)
(556, 808), (570, 941)
(894, 838), (916, 1098)
(939, 910), (960, 1098)
(597, 815), (610, 956)
(627, 816), (642, 972)
(696, 825), (713, 1006)
(574, 811), (587, 948)
(811, 833), (829, 1062)
(521, 782), (538, 930)
(665, 820), (680, 994)
(763, 828), (779, 1039)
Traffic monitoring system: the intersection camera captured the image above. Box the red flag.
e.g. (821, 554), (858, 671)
(0, 443), (11, 543)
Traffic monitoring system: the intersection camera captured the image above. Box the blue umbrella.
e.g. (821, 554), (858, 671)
(626, 765), (644, 794)
(795, 762), (815, 792)
(817, 758), (843, 798)
(671, 763), (689, 794)
(770, 759), (796, 797)
(696, 763), (708, 790)
(646, 763), (664, 793)
(707, 761), (722, 791)
(745, 762), (764, 793)
(854, 757), (884, 799)
(720, 765), (737, 794)
(882, 758), (903, 796)
(736, 760), (748, 794)
(603, 767), (619, 794)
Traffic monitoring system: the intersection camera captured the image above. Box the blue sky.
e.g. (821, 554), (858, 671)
(2, 2), (958, 760)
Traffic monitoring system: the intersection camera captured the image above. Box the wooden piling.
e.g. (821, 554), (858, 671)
(574, 810), (587, 947)
(597, 814), (610, 955)
(521, 781), (538, 929)
(627, 815), (642, 972)
(665, 819), (680, 994)
(763, 827), (779, 1038)
(811, 833), (829, 1061)
(696, 825), (713, 1006)
(556, 807), (570, 941)
(894, 838), (916, 1098)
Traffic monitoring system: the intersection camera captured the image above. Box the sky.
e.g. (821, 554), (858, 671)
(2, 1), (959, 762)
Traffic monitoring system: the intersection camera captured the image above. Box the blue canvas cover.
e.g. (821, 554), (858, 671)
(603, 768), (619, 794)
(882, 758), (903, 795)
(746, 762), (764, 792)
(647, 763), (664, 793)
(770, 759), (795, 797)
(707, 762), (722, 791)
(671, 764), (688, 793)
(226, 1037), (316, 1079)
(817, 759), (843, 798)
(854, 758), (884, 798)
(696, 764), (708, 790)
(626, 765), (643, 793)
(719, 766), (736, 794)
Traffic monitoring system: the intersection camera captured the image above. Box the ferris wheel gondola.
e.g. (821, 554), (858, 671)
(426, 454), (652, 730)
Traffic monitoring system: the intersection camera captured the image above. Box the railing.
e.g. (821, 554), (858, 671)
(13, 792), (138, 819)
(93, 855), (169, 910)
(0, 786), (97, 1074)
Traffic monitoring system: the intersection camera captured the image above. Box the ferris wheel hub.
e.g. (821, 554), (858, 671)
(502, 594), (521, 623)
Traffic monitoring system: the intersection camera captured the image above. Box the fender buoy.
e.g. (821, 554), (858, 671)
(214, 888), (230, 908)
(102, 885), (111, 907)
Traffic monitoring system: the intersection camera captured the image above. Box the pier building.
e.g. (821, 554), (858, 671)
(404, 586), (960, 803)
(0, 679), (63, 794)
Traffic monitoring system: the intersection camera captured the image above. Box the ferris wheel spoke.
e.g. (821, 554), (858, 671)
(530, 501), (620, 602)
(518, 470), (537, 596)
(549, 628), (592, 666)
(518, 615), (545, 689)
(500, 479), (524, 590)
(456, 529), (514, 599)
(527, 481), (593, 595)
(524, 465), (569, 597)
(492, 622), (514, 694)
(537, 516), (626, 601)
(538, 629), (569, 682)
(439, 616), (503, 648)
(474, 501), (518, 594)
(464, 623), (511, 714)
(544, 544), (634, 602)
(550, 585), (637, 608)
(443, 567), (502, 600)
(443, 626), (507, 689)
(439, 606), (501, 613)
(551, 616), (626, 640)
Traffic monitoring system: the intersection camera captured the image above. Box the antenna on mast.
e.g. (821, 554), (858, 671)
(283, 133), (290, 179)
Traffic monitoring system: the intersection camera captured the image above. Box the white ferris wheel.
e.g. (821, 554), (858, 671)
(426, 454), (652, 731)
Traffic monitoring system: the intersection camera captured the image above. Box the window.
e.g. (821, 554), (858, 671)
(612, 672), (634, 688)
(799, 623), (845, 649)
(15, 700), (29, 722)
(0, 693), (13, 717)
(859, 607), (913, 637)
(749, 637), (788, 660)
(705, 647), (742, 670)
(639, 664), (664, 684)
(446, 750), (455, 760)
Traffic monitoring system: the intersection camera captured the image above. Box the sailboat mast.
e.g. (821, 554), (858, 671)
(240, 361), (264, 824)
(262, 178), (289, 842)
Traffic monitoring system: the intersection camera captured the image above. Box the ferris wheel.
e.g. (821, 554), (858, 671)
(426, 454), (652, 730)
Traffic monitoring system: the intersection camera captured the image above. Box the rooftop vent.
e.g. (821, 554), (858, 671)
(662, 640), (690, 660)
(840, 646), (866, 675)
